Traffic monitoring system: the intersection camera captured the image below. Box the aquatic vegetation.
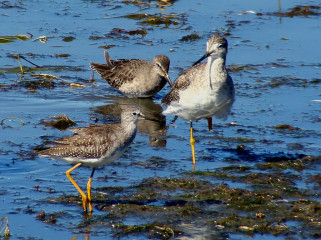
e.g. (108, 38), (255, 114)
(62, 36), (75, 42)
(41, 114), (75, 130)
(0, 216), (11, 238)
(35, 211), (57, 224)
(1, 0), (321, 239)
(113, 223), (178, 239)
(270, 5), (321, 17)
(122, 0), (177, 9)
(0, 117), (25, 129)
(89, 28), (147, 40)
(228, 64), (257, 72)
(39, 151), (321, 239)
(123, 13), (186, 28)
(55, 53), (70, 58)
(0, 35), (29, 43)
(179, 33), (201, 42)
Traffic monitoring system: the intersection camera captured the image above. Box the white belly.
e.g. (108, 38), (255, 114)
(163, 85), (234, 121)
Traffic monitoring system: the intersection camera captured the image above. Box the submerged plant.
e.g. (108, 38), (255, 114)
(0, 216), (11, 238)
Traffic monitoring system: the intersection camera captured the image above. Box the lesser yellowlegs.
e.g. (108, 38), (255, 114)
(38, 107), (144, 212)
(90, 51), (173, 98)
(162, 33), (235, 165)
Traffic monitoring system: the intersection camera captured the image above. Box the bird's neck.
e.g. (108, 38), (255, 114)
(208, 57), (226, 73)
(207, 57), (227, 85)
(121, 120), (137, 135)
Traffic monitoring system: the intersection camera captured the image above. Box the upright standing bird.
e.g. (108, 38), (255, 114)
(38, 107), (144, 213)
(90, 51), (173, 98)
(162, 34), (235, 166)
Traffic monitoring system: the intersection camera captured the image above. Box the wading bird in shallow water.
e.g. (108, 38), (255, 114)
(90, 51), (173, 98)
(38, 107), (145, 213)
(162, 33), (235, 166)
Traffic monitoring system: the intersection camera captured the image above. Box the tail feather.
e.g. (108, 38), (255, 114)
(90, 62), (109, 77)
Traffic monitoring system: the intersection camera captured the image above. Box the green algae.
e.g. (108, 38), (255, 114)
(0, 35), (30, 44)
(179, 33), (201, 42)
(123, 13), (185, 28)
(211, 214), (291, 236)
(270, 5), (321, 17)
(257, 159), (305, 171)
(41, 114), (75, 130)
(228, 64), (257, 72)
(41, 164), (321, 239)
(62, 36), (75, 42)
(113, 223), (178, 239)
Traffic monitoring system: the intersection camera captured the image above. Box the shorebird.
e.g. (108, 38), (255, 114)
(162, 33), (235, 166)
(90, 51), (173, 98)
(38, 107), (144, 213)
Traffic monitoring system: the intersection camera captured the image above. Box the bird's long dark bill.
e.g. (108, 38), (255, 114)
(165, 74), (173, 88)
(157, 64), (173, 88)
(192, 52), (211, 66)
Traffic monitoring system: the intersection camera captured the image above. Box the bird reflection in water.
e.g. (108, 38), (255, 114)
(92, 96), (167, 147)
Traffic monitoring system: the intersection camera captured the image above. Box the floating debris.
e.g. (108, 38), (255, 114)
(62, 36), (75, 42)
(111, 27), (147, 36)
(179, 33), (201, 42)
(89, 28), (147, 40)
(0, 117), (25, 129)
(123, 13), (150, 20)
(98, 44), (116, 49)
(31, 74), (61, 80)
(41, 114), (75, 130)
(70, 83), (86, 88)
(55, 53), (70, 58)
(35, 211), (57, 224)
(0, 216), (11, 238)
(257, 158), (305, 172)
(228, 64), (257, 72)
(122, 0), (177, 9)
(269, 5), (321, 17)
(275, 124), (300, 130)
(237, 10), (256, 15)
(35, 211), (46, 220)
(89, 35), (107, 40)
(113, 223), (177, 239)
(36, 36), (47, 43)
(123, 13), (185, 28)
(0, 35), (29, 44)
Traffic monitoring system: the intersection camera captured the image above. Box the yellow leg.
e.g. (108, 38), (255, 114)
(190, 122), (196, 166)
(87, 168), (95, 213)
(66, 163), (88, 212)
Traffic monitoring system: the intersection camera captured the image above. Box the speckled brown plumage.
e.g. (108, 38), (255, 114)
(38, 107), (143, 212)
(39, 107), (143, 167)
(162, 63), (206, 105)
(40, 124), (127, 159)
(90, 53), (172, 98)
(162, 34), (234, 121)
(162, 34), (235, 165)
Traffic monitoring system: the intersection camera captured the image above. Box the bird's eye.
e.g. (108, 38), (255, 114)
(218, 44), (224, 48)
(132, 112), (137, 116)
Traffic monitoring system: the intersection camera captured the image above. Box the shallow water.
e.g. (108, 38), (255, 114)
(1, 0), (321, 239)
